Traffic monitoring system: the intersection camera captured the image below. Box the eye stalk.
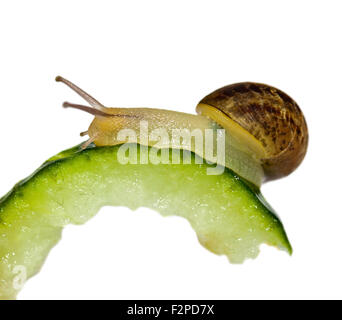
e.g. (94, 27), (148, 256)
(196, 82), (309, 181)
(56, 76), (105, 111)
(62, 102), (112, 117)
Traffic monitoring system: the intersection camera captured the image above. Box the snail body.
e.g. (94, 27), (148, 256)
(56, 77), (308, 186)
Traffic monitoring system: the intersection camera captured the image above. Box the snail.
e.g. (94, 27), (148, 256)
(56, 76), (308, 186)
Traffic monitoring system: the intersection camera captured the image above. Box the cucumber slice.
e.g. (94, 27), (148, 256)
(0, 144), (291, 299)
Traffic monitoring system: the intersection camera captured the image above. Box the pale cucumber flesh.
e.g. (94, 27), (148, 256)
(0, 144), (291, 299)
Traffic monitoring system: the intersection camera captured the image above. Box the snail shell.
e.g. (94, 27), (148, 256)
(197, 82), (308, 181)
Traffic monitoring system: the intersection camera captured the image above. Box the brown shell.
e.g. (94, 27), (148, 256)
(199, 82), (308, 181)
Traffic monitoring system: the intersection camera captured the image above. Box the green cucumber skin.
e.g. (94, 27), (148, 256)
(0, 144), (291, 299)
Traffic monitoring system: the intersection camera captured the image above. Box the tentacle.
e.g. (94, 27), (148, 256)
(63, 102), (112, 117)
(81, 136), (97, 149)
(63, 102), (140, 119)
(56, 76), (106, 111)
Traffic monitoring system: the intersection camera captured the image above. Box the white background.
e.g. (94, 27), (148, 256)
(0, 0), (341, 300)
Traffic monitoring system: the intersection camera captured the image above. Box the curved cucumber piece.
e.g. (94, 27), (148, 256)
(0, 144), (291, 299)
